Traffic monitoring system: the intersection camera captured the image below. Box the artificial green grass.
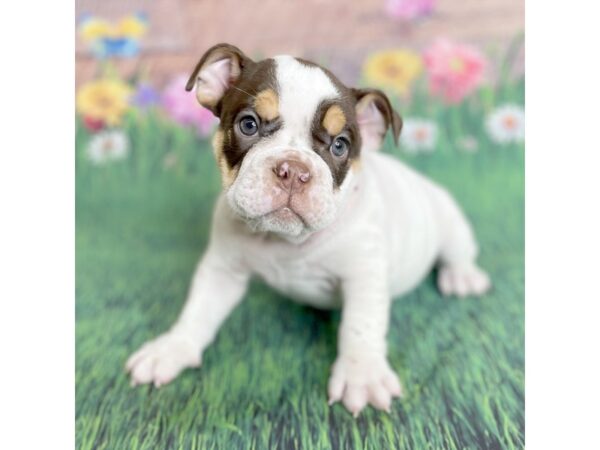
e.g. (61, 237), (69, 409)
(76, 86), (524, 449)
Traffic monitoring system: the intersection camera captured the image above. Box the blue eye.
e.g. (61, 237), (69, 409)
(330, 137), (349, 157)
(239, 115), (259, 136)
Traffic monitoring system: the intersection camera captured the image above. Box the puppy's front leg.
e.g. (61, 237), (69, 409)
(328, 267), (402, 417)
(126, 250), (249, 387)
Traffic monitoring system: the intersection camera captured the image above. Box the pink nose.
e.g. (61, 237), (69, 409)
(273, 160), (311, 192)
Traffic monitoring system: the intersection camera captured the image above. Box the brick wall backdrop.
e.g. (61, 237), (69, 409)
(75, 0), (524, 87)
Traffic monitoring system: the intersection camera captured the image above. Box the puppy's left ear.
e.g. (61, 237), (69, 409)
(185, 43), (254, 116)
(352, 88), (403, 152)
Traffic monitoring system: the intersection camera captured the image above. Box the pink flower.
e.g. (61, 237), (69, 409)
(385, 0), (436, 21)
(423, 39), (487, 104)
(161, 74), (218, 137)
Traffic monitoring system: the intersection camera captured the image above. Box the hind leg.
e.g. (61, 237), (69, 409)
(435, 192), (491, 298)
(437, 263), (491, 298)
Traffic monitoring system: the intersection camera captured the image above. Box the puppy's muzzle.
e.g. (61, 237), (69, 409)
(272, 159), (311, 195)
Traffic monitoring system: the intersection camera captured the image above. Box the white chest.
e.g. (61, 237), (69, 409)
(244, 241), (342, 309)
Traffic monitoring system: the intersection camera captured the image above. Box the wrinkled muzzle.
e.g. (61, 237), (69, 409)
(226, 147), (339, 239)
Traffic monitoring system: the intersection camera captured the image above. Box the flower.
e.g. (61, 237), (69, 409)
(78, 13), (148, 58)
(485, 104), (525, 144)
(162, 74), (218, 137)
(457, 135), (479, 153)
(86, 129), (130, 165)
(77, 79), (131, 126)
(385, 0), (436, 21)
(132, 83), (161, 110)
(78, 16), (112, 41)
(117, 14), (148, 39)
(423, 39), (486, 103)
(82, 116), (105, 132)
(94, 37), (141, 58)
(363, 50), (422, 95)
(400, 118), (438, 153)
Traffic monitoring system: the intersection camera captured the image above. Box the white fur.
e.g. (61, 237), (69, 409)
(127, 56), (491, 416)
(273, 55), (339, 150)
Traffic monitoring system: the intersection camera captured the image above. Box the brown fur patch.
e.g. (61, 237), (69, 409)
(254, 88), (279, 121)
(322, 104), (346, 136)
(212, 130), (238, 188)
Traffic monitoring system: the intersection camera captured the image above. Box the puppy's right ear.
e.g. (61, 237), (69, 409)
(352, 88), (402, 152)
(185, 43), (254, 116)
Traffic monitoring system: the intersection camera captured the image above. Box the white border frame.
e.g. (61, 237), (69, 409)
(0, 1), (74, 448)
(2, 0), (600, 448)
(526, 0), (600, 448)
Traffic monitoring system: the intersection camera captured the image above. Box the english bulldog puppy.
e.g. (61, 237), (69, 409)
(126, 43), (491, 416)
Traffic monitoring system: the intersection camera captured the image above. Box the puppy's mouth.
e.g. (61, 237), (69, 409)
(269, 205), (308, 225)
(249, 202), (309, 227)
(235, 196), (313, 237)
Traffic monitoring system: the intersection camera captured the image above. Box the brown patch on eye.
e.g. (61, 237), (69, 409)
(322, 104), (346, 136)
(312, 96), (361, 188)
(212, 130), (239, 188)
(254, 88), (279, 121)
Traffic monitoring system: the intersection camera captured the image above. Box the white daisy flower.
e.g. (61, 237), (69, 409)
(86, 129), (130, 165)
(400, 119), (438, 154)
(485, 104), (525, 144)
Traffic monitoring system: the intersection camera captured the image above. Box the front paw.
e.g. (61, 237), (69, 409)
(125, 332), (201, 388)
(327, 354), (403, 417)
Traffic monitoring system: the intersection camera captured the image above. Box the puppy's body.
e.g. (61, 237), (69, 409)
(126, 46), (490, 416)
(216, 150), (473, 310)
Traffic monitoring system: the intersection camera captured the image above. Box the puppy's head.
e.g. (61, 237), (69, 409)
(186, 43), (402, 242)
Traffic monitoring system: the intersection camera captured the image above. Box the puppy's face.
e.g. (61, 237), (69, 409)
(187, 44), (402, 242)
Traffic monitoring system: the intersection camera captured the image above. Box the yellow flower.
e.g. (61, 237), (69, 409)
(363, 50), (423, 95)
(79, 18), (113, 41)
(117, 15), (148, 39)
(79, 15), (147, 42)
(76, 79), (131, 126)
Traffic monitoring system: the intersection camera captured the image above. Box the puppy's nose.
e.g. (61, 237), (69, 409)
(273, 160), (311, 192)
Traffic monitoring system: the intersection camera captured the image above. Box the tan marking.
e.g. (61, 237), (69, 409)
(212, 130), (238, 188)
(351, 158), (362, 172)
(212, 130), (224, 159)
(254, 89), (279, 121)
(322, 104), (346, 136)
